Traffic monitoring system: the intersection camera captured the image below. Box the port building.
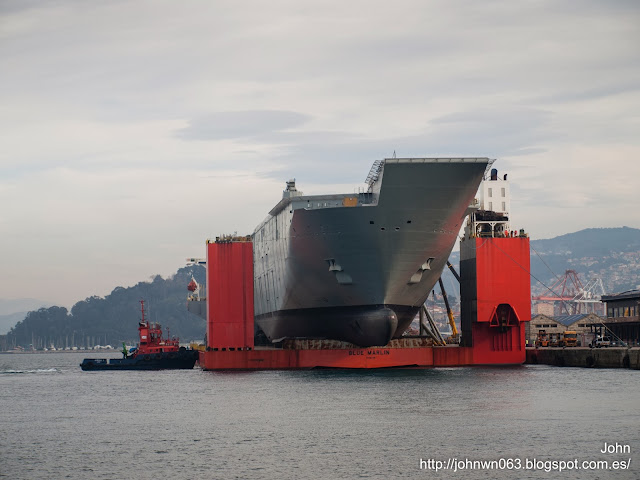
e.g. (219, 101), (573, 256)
(602, 289), (640, 346)
(527, 313), (604, 346)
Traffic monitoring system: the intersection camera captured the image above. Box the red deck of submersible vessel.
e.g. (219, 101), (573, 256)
(193, 167), (531, 369)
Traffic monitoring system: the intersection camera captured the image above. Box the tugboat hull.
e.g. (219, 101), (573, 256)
(80, 349), (198, 371)
(80, 300), (199, 371)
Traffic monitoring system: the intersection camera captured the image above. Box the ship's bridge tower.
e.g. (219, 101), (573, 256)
(478, 167), (510, 214)
(465, 167), (513, 239)
(282, 179), (303, 199)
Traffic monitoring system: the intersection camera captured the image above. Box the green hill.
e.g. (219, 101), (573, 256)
(6, 265), (206, 349)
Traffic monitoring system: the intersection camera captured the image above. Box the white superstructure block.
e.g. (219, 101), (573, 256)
(478, 168), (510, 214)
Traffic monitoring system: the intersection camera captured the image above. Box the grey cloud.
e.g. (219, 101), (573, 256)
(0, 0), (55, 14)
(427, 107), (557, 152)
(548, 0), (640, 15)
(507, 147), (547, 157)
(201, 105), (559, 185)
(176, 110), (312, 141)
(529, 81), (640, 105)
(255, 108), (558, 184)
(172, 103), (558, 185)
(432, 107), (551, 126)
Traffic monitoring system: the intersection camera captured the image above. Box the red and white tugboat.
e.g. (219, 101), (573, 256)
(80, 300), (198, 371)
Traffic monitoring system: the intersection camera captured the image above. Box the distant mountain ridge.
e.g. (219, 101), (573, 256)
(530, 226), (640, 258)
(0, 312), (29, 335)
(529, 226), (640, 295)
(443, 226), (640, 301)
(0, 298), (50, 316)
(0, 299), (51, 335)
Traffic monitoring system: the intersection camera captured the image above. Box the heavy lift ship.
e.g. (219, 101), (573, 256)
(190, 168), (531, 369)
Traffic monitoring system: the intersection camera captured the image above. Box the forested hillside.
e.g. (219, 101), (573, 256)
(7, 265), (206, 349)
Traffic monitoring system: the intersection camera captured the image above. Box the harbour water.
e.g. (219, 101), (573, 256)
(1, 352), (638, 479)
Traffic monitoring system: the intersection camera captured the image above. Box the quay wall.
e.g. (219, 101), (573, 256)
(526, 347), (640, 370)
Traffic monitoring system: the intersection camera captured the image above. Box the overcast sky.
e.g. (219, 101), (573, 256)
(1, 0), (639, 308)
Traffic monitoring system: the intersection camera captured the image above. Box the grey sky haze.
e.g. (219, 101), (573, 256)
(1, 0), (639, 308)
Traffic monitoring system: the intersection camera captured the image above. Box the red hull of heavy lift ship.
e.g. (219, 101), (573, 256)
(197, 232), (531, 370)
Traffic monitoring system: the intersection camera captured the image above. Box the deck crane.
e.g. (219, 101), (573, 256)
(442, 260), (465, 339)
(446, 261), (461, 282)
(438, 277), (459, 339)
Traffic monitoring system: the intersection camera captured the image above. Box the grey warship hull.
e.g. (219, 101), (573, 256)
(252, 158), (488, 347)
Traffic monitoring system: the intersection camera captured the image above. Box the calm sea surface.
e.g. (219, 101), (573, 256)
(0, 352), (638, 479)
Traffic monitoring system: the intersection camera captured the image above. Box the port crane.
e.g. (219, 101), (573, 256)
(532, 270), (605, 315)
